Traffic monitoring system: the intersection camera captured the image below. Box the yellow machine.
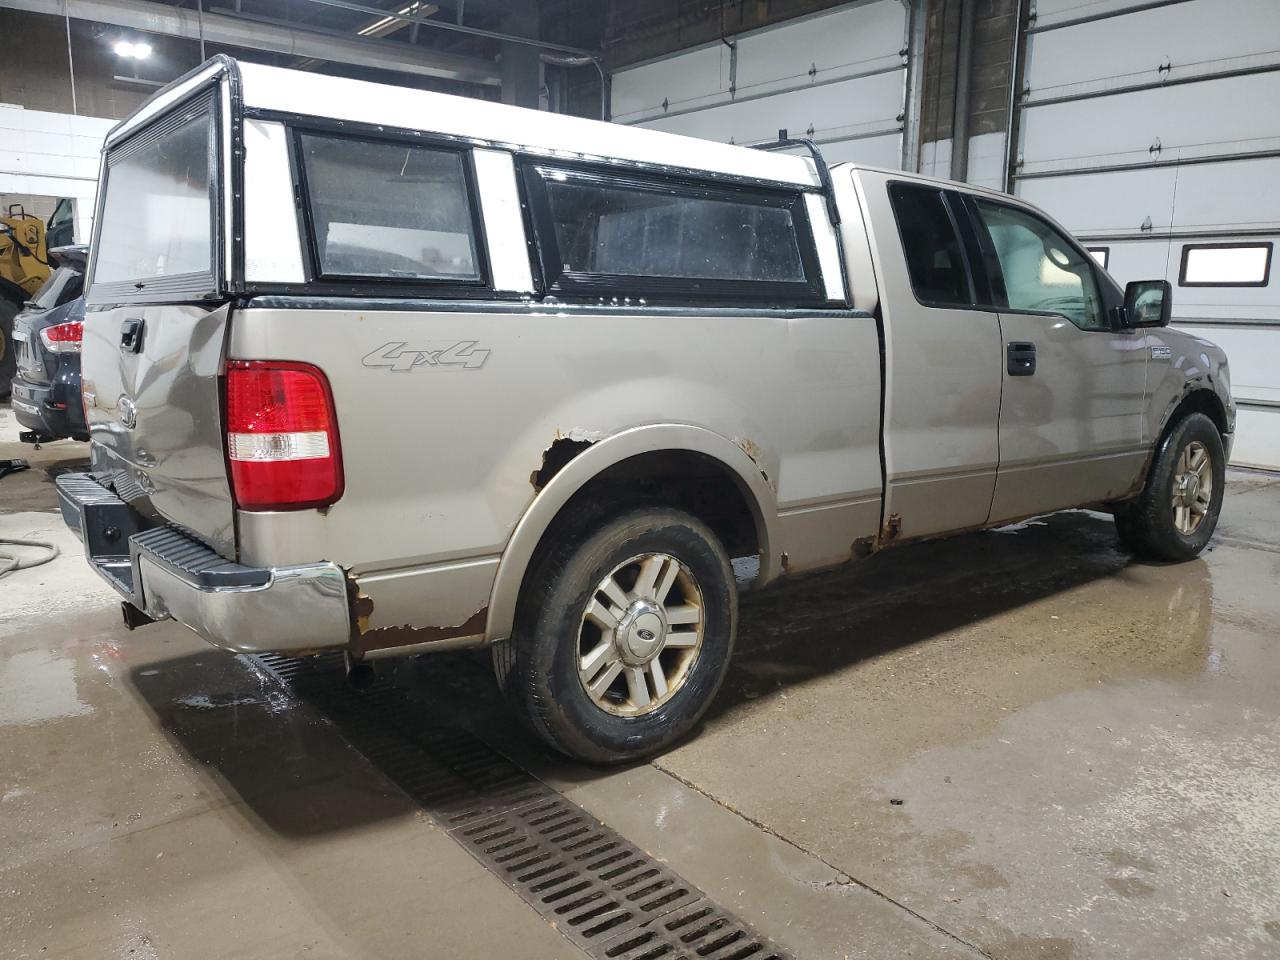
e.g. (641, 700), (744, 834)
(1, 205), (53, 298)
(1, 205), (55, 399)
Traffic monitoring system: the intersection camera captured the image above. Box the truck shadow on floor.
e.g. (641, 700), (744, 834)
(130, 509), (1212, 835)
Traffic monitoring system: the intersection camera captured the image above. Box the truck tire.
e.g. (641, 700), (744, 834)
(1114, 412), (1225, 562)
(0, 294), (19, 401)
(494, 505), (736, 764)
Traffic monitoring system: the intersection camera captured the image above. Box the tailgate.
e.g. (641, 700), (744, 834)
(82, 302), (236, 558)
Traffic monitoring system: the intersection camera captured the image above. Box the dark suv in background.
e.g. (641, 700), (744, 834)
(7, 245), (88, 443)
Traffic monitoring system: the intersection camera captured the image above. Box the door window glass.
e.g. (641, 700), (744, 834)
(974, 199), (1105, 331)
(887, 183), (973, 307)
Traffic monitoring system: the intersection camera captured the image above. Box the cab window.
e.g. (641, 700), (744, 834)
(887, 182), (973, 307)
(973, 199), (1105, 331)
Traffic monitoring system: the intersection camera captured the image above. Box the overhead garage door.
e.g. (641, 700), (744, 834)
(1012, 0), (1280, 469)
(610, 1), (908, 170)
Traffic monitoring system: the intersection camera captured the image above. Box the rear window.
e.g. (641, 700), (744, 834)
(523, 164), (825, 304)
(297, 134), (481, 282)
(92, 95), (216, 297)
(30, 266), (84, 311)
(887, 182), (973, 308)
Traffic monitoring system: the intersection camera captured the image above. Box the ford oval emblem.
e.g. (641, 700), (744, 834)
(118, 395), (137, 429)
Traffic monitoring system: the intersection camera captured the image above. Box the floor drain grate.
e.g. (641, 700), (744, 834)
(248, 653), (791, 960)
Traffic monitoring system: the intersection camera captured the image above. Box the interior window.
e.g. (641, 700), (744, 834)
(299, 134), (479, 281)
(974, 199), (1105, 331)
(887, 183), (972, 307)
(542, 175), (805, 283)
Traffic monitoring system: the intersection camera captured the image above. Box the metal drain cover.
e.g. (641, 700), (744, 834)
(249, 653), (790, 960)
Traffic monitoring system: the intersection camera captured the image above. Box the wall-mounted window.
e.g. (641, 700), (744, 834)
(297, 133), (482, 284)
(887, 182), (973, 308)
(522, 163), (827, 304)
(1179, 242), (1272, 287)
(1087, 247), (1110, 270)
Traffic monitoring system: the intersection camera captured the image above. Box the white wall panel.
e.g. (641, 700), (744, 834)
(610, 46), (728, 124)
(633, 68), (904, 148)
(1020, 156), (1280, 238)
(1229, 408), (1280, 471)
(611, 1), (907, 170)
(1019, 72), (1280, 175)
(1026, 0), (1280, 98)
(1031, 0), (1197, 30)
(1016, 0), (1280, 467)
(0, 105), (113, 242)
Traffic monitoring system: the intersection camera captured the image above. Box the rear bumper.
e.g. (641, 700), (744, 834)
(55, 472), (351, 654)
(11, 369), (88, 442)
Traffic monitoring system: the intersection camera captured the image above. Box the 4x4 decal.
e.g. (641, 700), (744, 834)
(362, 340), (490, 371)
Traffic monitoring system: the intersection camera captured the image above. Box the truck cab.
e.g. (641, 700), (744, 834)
(58, 56), (1234, 763)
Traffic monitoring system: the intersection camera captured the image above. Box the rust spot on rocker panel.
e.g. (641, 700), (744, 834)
(352, 607), (490, 656)
(881, 513), (903, 542)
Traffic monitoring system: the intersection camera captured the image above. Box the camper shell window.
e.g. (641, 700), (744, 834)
(521, 162), (827, 305)
(295, 131), (486, 287)
(90, 91), (219, 303)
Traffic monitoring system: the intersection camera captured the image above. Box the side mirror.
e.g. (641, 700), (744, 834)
(1124, 279), (1172, 328)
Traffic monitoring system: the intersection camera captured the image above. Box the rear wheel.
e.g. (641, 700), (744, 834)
(1114, 412), (1225, 561)
(0, 294), (19, 401)
(494, 506), (736, 764)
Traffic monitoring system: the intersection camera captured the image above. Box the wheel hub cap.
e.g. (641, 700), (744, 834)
(617, 602), (667, 665)
(576, 552), (705, 717)
(1171, 439), (1213, 536)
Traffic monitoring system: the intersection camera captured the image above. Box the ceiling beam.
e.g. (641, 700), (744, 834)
(0, 0), (500, 85)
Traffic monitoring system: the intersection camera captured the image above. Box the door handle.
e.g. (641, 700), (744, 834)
(1007, 341), (1036, 376)
(120, 318), (144, 354)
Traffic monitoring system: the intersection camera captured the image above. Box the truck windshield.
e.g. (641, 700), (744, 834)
(92, 99), (215, 292)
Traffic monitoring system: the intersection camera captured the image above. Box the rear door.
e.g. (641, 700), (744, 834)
(81, 89), (237, 557)
(867, 176), (1004, 540)
(965, 196), (1149, 521)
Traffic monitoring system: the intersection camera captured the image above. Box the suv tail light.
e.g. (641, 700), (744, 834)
(225, 360), (344, 510)
(40, 320), (83, 353)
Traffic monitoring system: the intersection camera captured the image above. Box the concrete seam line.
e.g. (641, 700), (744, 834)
(652, 761), (997, 960)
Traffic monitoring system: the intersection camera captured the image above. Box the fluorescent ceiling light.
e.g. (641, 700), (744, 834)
(113, 39), (153, 59)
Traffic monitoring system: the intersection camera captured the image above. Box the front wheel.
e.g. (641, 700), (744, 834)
(494, 506), (736, 764)
(1114, 412), (1225, 561)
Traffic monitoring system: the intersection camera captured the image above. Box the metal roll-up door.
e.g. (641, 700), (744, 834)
(611, 1), (909, 169)
(1011, 0), (1280, 469)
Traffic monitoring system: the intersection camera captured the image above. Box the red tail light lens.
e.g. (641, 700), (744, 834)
(40, 321), (83, 353)
(225, 360), (343, 510)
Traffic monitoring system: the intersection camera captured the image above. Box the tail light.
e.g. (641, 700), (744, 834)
(40, 321), (83, 353)
(225, 360), (344, 511)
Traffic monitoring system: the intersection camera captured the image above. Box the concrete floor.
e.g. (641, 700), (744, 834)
(2, 405), (1278, 960)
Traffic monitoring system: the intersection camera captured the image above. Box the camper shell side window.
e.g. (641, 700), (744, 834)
(291, 129), (491, 291)
(520, 161), (831, 307)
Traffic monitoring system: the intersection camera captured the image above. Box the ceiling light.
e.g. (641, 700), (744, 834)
(113, 39), (153, 59)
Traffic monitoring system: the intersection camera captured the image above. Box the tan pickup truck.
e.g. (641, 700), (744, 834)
(58, 56), (1234, 762)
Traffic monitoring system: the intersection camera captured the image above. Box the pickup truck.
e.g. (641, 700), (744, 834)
(58, 56), (1234, 763)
